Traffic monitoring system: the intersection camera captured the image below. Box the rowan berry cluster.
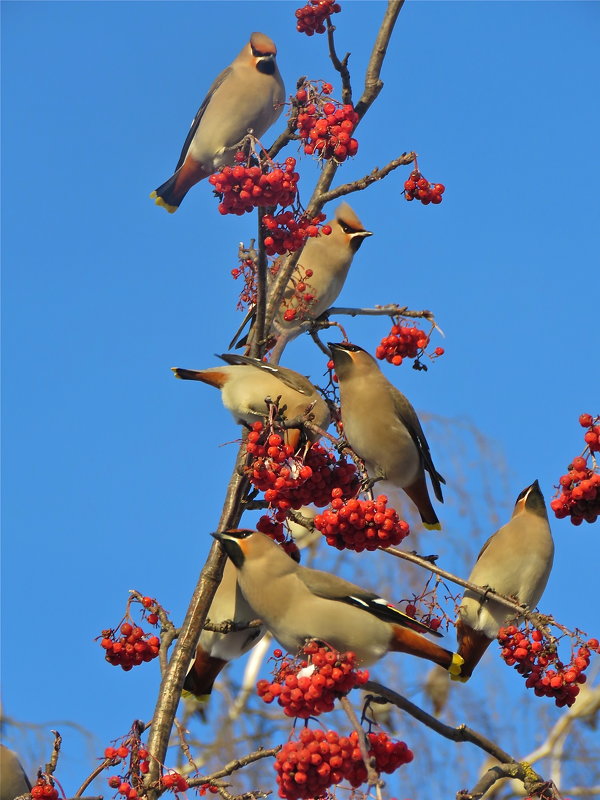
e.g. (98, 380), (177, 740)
(295, 83), (359, 163)
(245, 422), (358, 510)
(263, 211), (329, 256)
(99, 622), (160, 671)
(209, 157), (299, 215)
(257, 513), (301, 561)
(375, 320), (445, 369)
(403, 602), (443, 632)
(551, 414), (600, 525)
(295, 0), (341, 35)
(404, 168), (445, 205)
(274, 727), (413, 800)
(256, 642), (369, 718)
(31, 779), (59, 800)
(314, 491), (410, 551)
(160, 773), (189, 793)
(231, 257), (258, 311)
(498, 625), (600, 708)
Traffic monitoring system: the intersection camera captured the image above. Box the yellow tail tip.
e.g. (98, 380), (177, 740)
(150, 191), (178, 214)
(423, 522), (442, 531)
(448, 652), (464, 677)
(182, 689), (210, 705)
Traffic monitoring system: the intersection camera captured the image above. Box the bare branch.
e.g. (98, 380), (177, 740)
(339, 696), (381, 788)
(319, 153), (416, 204)
(355, 0), (406, 119)
(186, 747), (281, 787)
(364, 682), (560, 798)
(326, 20), (352, 103)
(45, 730), (62, 775)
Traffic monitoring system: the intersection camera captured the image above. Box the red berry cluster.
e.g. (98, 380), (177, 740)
(375, 320), (445, 369)
(314, 492), (410, 551)
(100, 622), (160, 671)
(295, 84), (359, 163)
(160, 773), (189, 793)
(498, 625), (600, 708)
(231, 256), (258, 311)
(579, 412), (600, 452)
(199, 785), (219, 796)
(295, 0), (341, 35)
(263, 211), (330, 256)
(274, 727), (413, 800)
(551, 414), (600, 525)
(404, 168), (445, 205)
(257, 642), (369, 718)
(257, 513), (301, 561)
(209, 157), (299, 216)
(31, 779), (59, 800)
(245, 423), (359, 510)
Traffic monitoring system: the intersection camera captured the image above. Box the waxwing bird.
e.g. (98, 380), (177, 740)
(151, 32), (285, 213)
(183, 559), (265, 704)
(455, 480), (554, 680)
(172, 353), (330, 448)
(213, 529), (463, 675)
(328, 342), (445, 530)
(229, 203), (372, 359)
(0, 745), (31, 800)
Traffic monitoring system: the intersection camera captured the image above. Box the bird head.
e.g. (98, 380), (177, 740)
(512, 480), (548, 520)
(328, 341), (376, 380)
(332, 202), (373, 253)
(249, 32), (278, 75)
(212, 529), (256, 568)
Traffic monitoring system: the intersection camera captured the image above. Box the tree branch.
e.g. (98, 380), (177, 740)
(318, 153), (416, 205)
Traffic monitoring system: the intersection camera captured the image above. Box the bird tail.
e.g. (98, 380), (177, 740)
(183, 648), (228, 703)
(403, 476), (442, 530)
(150, 158), (208, 213)
(389, 625), (463, 676)
(171, 367), (228, 388)
(452, 618), (492, 681)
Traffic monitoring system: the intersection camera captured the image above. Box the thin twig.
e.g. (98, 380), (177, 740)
(326, 20), (352, 103)
(186, 747), (281, 787)
(319, 153), (416, 205)
(74, 759), (112, 798)
(45, 731), (62, 775)
(339, 696), (380, 788)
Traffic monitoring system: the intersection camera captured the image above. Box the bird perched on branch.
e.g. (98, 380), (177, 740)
(213, 529), (463, 675)
(229, 203), (372, 359)
(328, 341), (445, 530)
(183, 559), (265, 705)
(455, 480), (554, 680)
(172, 353), (330, 448)
(151, 32), (285, 213)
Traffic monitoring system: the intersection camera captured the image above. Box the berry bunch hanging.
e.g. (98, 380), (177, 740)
(295, 0), (341, 35)
(295, 81), (359, 163)
(256, 642), (369, 718)
(404, 166), (445, 205)
(209, 156), (299, 216)
(99, 622), (160, 671)
(551, 414), (600, 525)
(274, 727), (413, 800)
(375, 319), (445, 369)
(263, 211), (330, 256)
(498, 624), (600, 708)
(314, 491), (410, 551)
(31, 779), (59, 800)
(245, 422), (359, 510)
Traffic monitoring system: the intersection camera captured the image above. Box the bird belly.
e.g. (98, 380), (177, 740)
(343, 415), (420, 488)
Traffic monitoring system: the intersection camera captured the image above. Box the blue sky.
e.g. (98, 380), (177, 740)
(2, 0), (599, 793)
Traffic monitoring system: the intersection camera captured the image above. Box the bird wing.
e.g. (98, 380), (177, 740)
(174, 66), (233, 171)
(217, 353), (316, 396)
(390, 386), (445, 501)
(299, 566), (443, 637)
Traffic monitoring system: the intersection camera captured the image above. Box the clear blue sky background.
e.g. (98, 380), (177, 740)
(2, 0), (599, 793)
